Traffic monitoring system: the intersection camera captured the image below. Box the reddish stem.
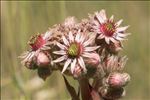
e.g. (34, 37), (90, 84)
(78, 78), (92, 100)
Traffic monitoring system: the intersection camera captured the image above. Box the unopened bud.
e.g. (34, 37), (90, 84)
(37, 67), (52, 80)
(63, 17), (76, 28)
(73, 65), (83, 79)
(107, 72), (130, 88)
(85, 53), (100, 67)
(99, 86), (125, 100)
(103, 55), (128, 73)
(36, 52), (50, 67)
(107, 41), (122, 54)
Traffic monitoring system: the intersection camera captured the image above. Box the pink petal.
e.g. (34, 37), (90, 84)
(71, 59), (77, 73)
(115, 19), (123, 27)
(117, 33), (131, 37)
(109, 38), (118, 44)
(84, 46), (100, 52)
(19, 51), (30, 59)
(95, 12), (105, 24)
(26, 52), (35, 61)
(62, 59), (72, 73)
(98, 34), (105, 39)
(75, 30), (81, 42)
(116, 36), (125, 41)
(120, 56), (128, 69)
(100, 9), (107, 21)
(83, 34), (96, 47)
(110, 15), (114, 22)
(56, 42), (67, 50)
(82, 52), (93, 58)
(53, 50), (66, 55)
(53, 55), (66, 63)
(62, 36), (69, 46)
(45, 41), (52, 45)
(41, 46), (51, 50)
(69, 31), (74, 42)
(105, 37), (110, 44)
(116, 26), (129, 33)
(43, 31), (52, 40)
(93, 20), (99, 26)
(79, 33), (86, 43)
(78, 57), (86, 72)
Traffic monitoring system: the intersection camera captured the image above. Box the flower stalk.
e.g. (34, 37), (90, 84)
(78, 77), (92, 100)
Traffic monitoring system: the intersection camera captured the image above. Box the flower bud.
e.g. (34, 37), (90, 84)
(37, 67), (52, 80)
(106, 41), (122, 54)
(36, 52), (51, 67)
(73, 65), (83, 79)
(100, 86), (125, 100)
(107, 72), (130, 88)
(103, 55), (128, 73)
(85, 53), (100, 67)
(63, 17), (76, 28)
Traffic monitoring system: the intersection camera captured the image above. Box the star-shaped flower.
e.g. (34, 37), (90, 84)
(92, 9), (130, 44)
(20, 31), (52, 68)
(53, 30), (100, 73)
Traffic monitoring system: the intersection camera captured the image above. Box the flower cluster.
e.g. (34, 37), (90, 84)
(20, 9), (131, 99)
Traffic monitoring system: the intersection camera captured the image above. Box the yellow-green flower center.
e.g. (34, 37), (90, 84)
(106, 23), (113, 30)
(68, 43), (80, 57)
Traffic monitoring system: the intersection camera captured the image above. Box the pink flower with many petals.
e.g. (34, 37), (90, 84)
(20, 31), (52, 68)
(92, 9), (130, 44)
(53, 30), (100, 73)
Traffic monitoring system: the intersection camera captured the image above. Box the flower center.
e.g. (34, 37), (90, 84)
(68, 43), (81, 58)
(100, 21), (116, 37)
(28, 35), (46, 51)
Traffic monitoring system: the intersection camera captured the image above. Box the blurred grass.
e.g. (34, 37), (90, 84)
(1, 1), (150, 100)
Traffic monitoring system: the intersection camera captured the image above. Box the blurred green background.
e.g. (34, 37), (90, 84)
(1, 1), (150, 100)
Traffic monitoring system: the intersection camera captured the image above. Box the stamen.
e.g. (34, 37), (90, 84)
(28, 35), (46, 51)
(100, 21), (116, 37)
(68, 43), (82, 58)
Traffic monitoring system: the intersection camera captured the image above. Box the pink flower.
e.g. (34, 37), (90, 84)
(20, 31), (52, 68)
(28, 31), (52, 51)
(92, 9), (130, 44)
(53, 30), (100, 73)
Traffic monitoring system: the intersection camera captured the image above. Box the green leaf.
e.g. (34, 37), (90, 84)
(63, 75), (80, 100)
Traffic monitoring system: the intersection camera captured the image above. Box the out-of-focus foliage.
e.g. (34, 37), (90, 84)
(1, 1), (149, 100)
